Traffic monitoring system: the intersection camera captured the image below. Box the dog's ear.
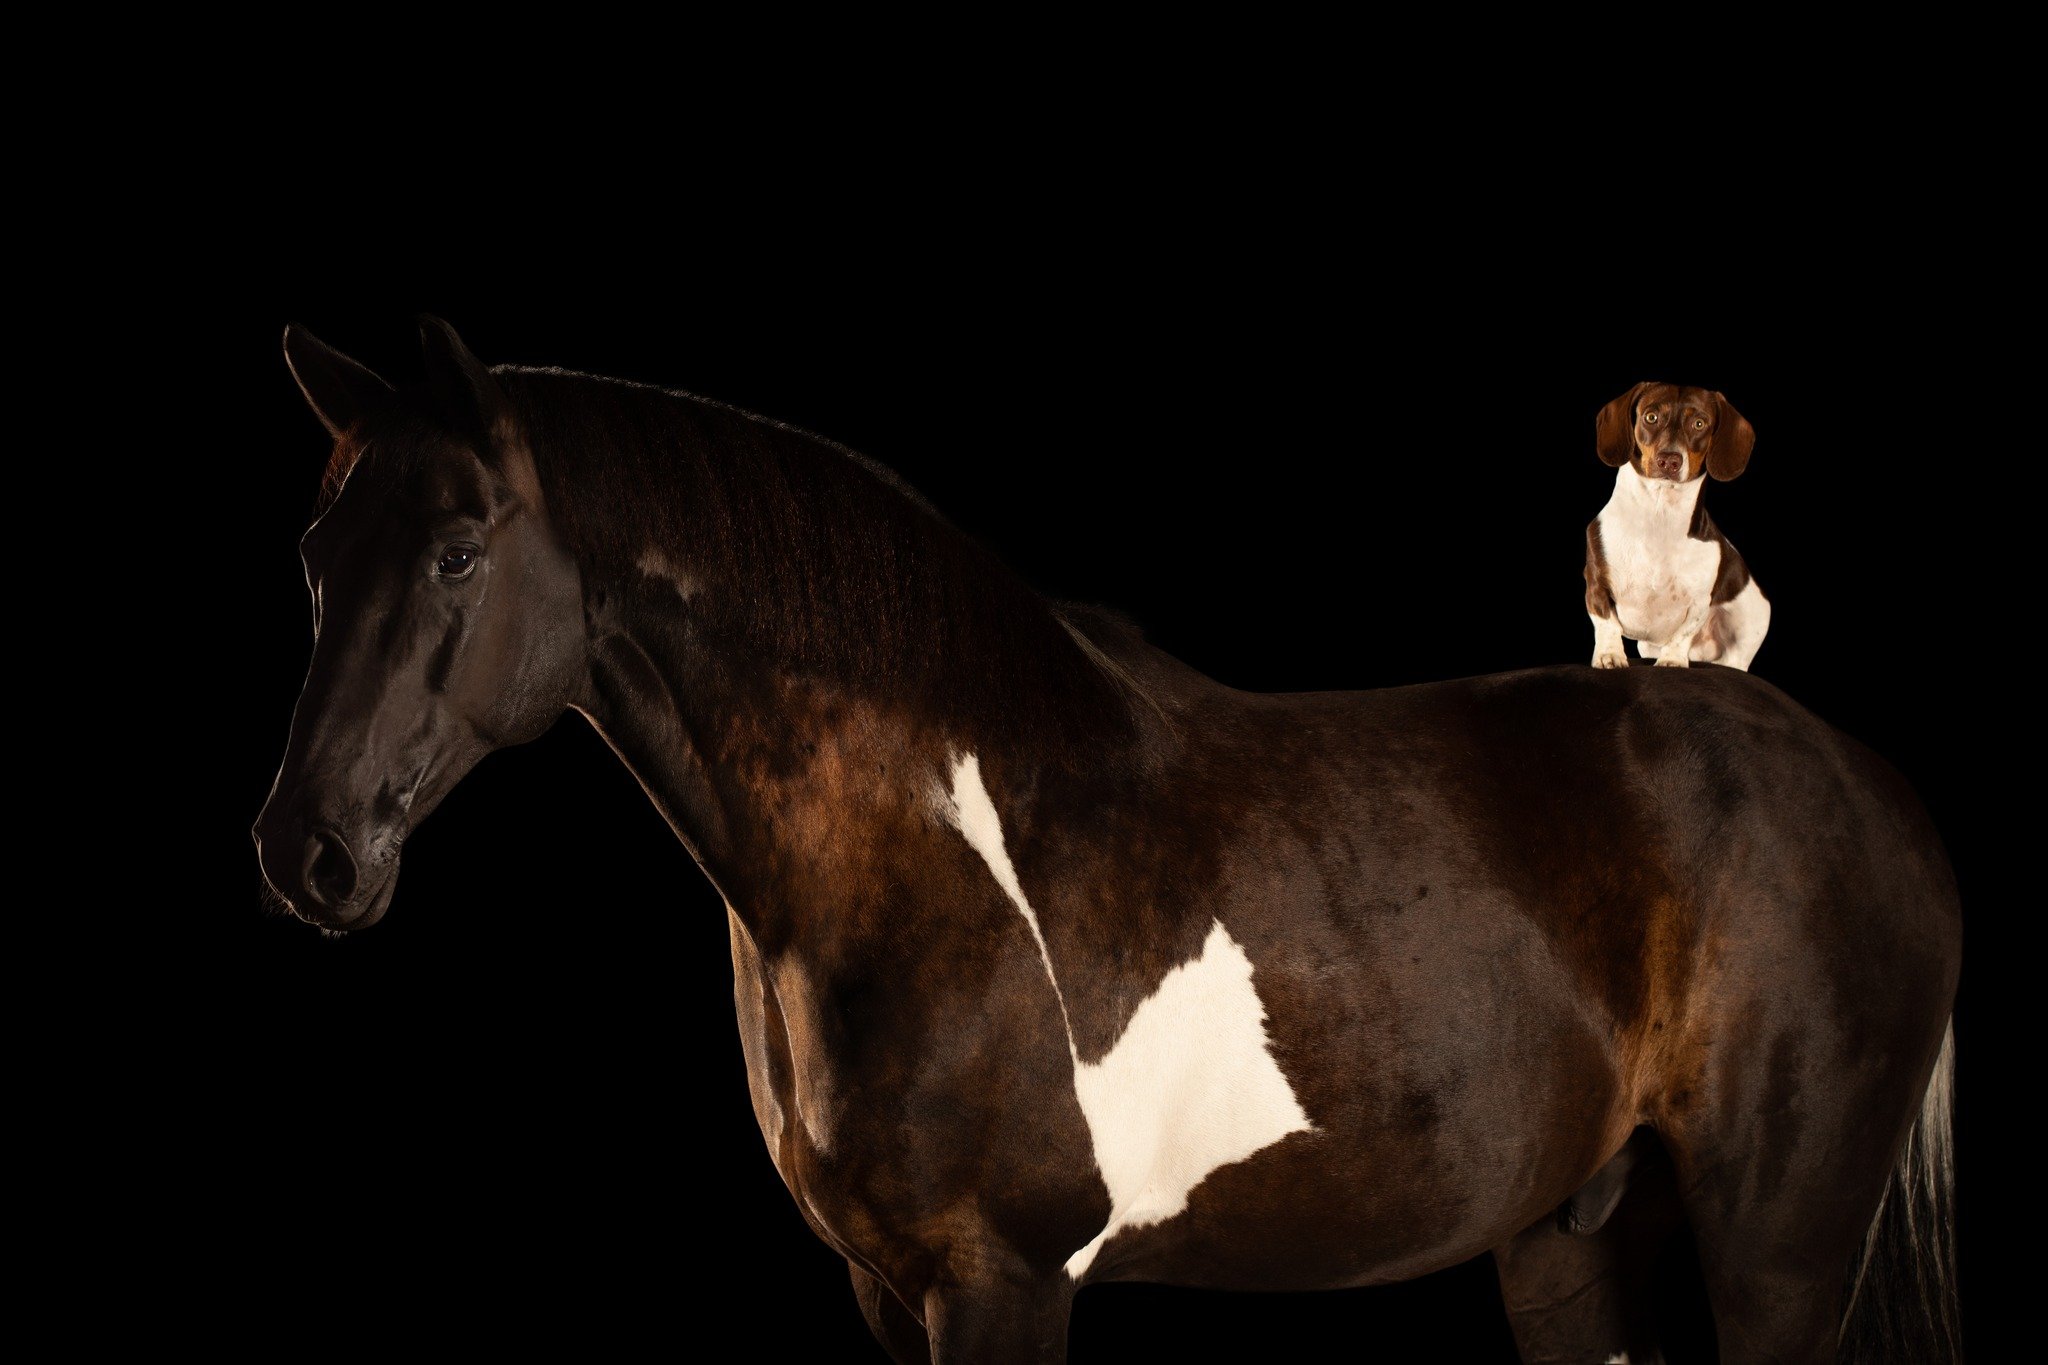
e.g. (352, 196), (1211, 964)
(1595, 384), (1650, 467)
(1705, 392), (1755, 480)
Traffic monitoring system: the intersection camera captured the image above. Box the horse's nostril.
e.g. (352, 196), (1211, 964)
(302, 828), (359, 908)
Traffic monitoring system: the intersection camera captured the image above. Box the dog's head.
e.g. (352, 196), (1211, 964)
(1595, 383), (1754, 483)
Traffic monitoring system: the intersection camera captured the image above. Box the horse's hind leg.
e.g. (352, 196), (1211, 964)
(1660, 1118), (1895, 1365)
(1494, 1132), (1681, 1364)
(850, 1262), (930, 1364)
(1658, 1006), (1949, 1362)
(1659, 1131), (1877, 1364)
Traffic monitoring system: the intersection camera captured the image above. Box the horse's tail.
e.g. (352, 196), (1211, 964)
(1840, 1016), (1961, 1362)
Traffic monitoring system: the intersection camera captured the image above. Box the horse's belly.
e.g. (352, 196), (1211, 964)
(1079, 896), (1640, 1291)
(1081, 1112), (1611, 1292)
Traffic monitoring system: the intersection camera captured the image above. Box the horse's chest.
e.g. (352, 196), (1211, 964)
(726, 913), (914, 1258)
(1600, 509), (1719, 641)
(727, 911), (795, 1161)
(729, 921), (844, 1160)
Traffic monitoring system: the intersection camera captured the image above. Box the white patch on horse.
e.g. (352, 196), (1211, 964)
(939, 752), (1313, 1281)
(1065, 921), (1314, 1277)
(940, 753), (1074, 1038)
(635, 548), (701, 602)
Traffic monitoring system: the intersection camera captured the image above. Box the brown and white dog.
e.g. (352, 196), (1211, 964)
(1584, 382), (1770, 670)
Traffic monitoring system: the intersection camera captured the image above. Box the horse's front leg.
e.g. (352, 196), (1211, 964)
(850, 1261), (931, 1364)
(922, 1257), (1075, 1365)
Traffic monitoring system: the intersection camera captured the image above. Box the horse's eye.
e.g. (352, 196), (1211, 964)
(436, 543), (480, 580)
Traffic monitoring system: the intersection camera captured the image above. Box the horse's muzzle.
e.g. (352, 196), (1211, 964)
(301, 826), (357, 908)
(252, 812), (397, 932)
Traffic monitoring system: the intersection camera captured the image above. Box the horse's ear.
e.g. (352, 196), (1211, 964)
(1594, 383), (1650, 467)
(418, 315), (506, 442)
(1705, 391), (1756, 481)
(283, 324), (393, 439)
(419, 315), (544, 504)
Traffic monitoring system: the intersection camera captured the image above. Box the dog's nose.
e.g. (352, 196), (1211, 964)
(1655, 452), (1685, 478)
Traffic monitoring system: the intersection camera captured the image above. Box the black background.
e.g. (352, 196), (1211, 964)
(122, 187), (1990, 1359)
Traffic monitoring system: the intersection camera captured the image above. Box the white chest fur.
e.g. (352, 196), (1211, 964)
(1598, 466), (1723, 643)
(940, 753), (1313, 1280)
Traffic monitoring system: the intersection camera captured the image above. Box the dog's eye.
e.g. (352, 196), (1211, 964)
(1644, 412), (1658, 423)
(1694, 418), (1706, 429)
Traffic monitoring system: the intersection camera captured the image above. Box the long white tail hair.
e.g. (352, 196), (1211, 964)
(1840, 1018), (1960, 1361)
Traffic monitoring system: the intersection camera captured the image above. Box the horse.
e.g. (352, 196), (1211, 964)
(254, 318), (1961, 1364)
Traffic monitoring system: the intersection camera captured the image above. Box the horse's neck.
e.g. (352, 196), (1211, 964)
(575, 590), (956, 957)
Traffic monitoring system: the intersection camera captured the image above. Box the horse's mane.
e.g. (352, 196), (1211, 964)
(498, 366), (1140, 749)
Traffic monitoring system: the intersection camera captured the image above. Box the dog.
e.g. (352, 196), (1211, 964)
(1584, 382), (1770, 670)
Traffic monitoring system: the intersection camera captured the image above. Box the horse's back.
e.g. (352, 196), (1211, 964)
(1198, 660), (1956, 953)
(1222, 661), (1960, 1040)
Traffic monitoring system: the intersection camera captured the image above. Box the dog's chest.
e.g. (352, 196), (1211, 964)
(1599, 502), (1722, 640)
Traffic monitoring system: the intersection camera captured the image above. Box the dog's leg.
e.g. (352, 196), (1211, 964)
(1655, 599), (1712, 667)
(1709, 581), (1772, 673)
(1585, 523), (1628, 669)
(1590, 611), (1628, 669)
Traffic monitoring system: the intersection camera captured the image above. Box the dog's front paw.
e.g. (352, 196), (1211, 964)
(1654, 653), (1691, 668)
(1592, 650), (1628, 669)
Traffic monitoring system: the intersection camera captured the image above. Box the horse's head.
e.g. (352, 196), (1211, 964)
(253, 319), (586, 931)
